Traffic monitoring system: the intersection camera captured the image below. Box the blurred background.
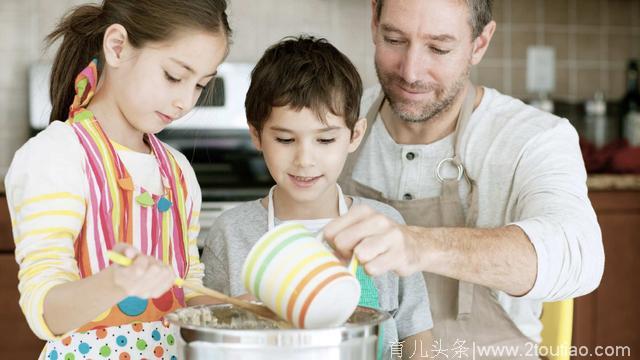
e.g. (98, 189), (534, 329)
(1, 0), (639, 358)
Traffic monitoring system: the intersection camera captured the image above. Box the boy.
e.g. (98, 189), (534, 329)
(202, 36), (433, 359)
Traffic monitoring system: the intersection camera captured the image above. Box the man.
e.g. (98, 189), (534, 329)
(324, 0), (604, 356)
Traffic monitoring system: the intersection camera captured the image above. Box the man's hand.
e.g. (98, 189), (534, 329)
(323, 205), (422, 277)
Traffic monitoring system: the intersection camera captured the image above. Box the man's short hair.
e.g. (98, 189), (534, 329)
(375, 0), (493, 39)
(245, 36), (363, 135)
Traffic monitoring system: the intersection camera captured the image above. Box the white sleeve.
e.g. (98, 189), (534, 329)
(510, 121), (604, 301)
(168, 147), (204, 299)
(4, 122), (86, 340)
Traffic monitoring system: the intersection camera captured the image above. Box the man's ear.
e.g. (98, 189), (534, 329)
(371, 0), (380, 45)
(249, 125), (263, 151)
(470, 20), (496, 66)
(348, 117), (368, 153)
(102, 24), (129, 67)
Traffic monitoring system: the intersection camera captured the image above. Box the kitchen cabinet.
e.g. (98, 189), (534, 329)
(0, 194), (13, 250)
(0, 195), (44, 358)
(573, 190), (640, 359)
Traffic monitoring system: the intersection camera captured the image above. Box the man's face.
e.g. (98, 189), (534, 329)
(373, 0), (474, 122)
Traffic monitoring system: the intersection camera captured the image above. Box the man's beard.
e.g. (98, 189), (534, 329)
(375, 61), (470, 123)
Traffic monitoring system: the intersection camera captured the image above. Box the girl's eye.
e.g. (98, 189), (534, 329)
(164, 71), (180, 83)
(196, 84), (206, 90)
(318, 138), (335, 144)
(431, 47), (451, 55)
(276, 137), (294, 144)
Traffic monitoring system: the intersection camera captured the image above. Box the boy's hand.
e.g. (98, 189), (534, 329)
(323, 205), (422, 277)
(110, 243), (176, 299)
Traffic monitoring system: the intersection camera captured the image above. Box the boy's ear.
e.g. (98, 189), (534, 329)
(249, 125), (263, 151)
(348, 117), (367, 153)
(103, 24), (129, 68)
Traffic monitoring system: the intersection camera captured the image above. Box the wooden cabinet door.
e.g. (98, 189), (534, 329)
(0, 254), (44, 358)
(0, 196), (13, 251)
(573, 191), (640, 359)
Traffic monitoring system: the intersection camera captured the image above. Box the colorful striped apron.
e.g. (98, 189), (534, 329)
(43, 60), (193, 360)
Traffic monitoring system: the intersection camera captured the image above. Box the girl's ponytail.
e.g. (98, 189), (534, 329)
(46, 5), (107, 122)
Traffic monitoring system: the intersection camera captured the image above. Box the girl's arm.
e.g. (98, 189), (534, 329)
(43, 244), (176, 336)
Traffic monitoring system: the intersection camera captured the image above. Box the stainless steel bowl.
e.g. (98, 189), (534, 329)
(166, 304), (389, 359)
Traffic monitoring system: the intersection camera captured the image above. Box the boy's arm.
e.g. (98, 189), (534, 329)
(393, 271), (434, 348)
(198, 219), (234, 294)
(400, 330), (434, 359)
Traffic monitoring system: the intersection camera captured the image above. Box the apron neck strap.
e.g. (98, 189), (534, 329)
(267, 184), (348, 230)
(451, 84), (477, 166)
(341, 84), (479, 179)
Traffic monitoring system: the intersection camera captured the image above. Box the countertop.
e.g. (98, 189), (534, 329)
(586, 174), (640, 191)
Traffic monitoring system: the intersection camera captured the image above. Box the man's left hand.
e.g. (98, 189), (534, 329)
(323, 205), (422, 277)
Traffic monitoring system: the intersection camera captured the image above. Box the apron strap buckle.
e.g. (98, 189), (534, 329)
(435, 157), (464, 182)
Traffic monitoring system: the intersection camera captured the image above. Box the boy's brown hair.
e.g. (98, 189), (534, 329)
(245, 36), (363, 136)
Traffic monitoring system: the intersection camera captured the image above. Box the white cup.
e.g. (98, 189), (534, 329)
(241, 222), (360, 328)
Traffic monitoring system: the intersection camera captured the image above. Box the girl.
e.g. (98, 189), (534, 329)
(5, 1), (230, 358)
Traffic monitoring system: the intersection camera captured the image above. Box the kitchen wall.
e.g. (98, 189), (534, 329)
(1, 0), (639, 177)
(479, 0), (640, 101)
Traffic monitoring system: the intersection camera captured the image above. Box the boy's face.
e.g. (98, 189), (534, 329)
(251, 106), (366, 205)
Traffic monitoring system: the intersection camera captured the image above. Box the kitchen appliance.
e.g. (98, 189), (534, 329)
(28, 62), (255, 130)
(166, 304), (389, 360)
(29, 62), (274, 240)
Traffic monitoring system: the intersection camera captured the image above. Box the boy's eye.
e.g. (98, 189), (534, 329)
(164, 71), (181, 83)
(318, 138), (335, 144)
(276, 137), (294, 144)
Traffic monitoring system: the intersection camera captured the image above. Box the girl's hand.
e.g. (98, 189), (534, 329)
(110, 243), (176, 299)
(235, 293), (257, 302)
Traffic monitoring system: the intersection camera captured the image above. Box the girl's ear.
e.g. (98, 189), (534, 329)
(249, 125), (263, 151)
(348, 117), (368, 153)
(102, 24), (129, 67)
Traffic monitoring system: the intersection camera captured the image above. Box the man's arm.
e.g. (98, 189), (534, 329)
(325, 121), (604, 300)
(324, 207), (536, 296)
(410, 225), (536, 296)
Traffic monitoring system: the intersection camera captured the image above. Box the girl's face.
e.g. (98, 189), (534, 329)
(109, 29), (228, 134)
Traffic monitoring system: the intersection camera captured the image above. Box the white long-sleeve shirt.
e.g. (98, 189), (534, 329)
(352, 86), (605, 342)
(4, 122), (204, 340)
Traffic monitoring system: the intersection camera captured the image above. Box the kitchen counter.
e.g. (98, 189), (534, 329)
(587, 174), (640, 191)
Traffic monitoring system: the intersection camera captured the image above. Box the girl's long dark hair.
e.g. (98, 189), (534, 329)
(45, 0), (231, 123)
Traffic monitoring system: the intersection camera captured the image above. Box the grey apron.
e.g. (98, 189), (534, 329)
(338, 86), (537, 359)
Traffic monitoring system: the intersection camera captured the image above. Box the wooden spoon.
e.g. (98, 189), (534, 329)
(106, 251), (289, 326)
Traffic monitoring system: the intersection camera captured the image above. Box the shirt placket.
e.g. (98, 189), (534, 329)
(397, 147), (421, 201)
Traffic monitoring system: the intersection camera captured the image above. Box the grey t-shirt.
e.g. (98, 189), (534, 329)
(202, 196), (433, 356)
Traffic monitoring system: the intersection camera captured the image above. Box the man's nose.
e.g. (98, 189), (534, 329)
(399, 44), (423, 85)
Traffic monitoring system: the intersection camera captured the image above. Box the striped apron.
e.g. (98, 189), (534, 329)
(42, 60), (193, 360)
